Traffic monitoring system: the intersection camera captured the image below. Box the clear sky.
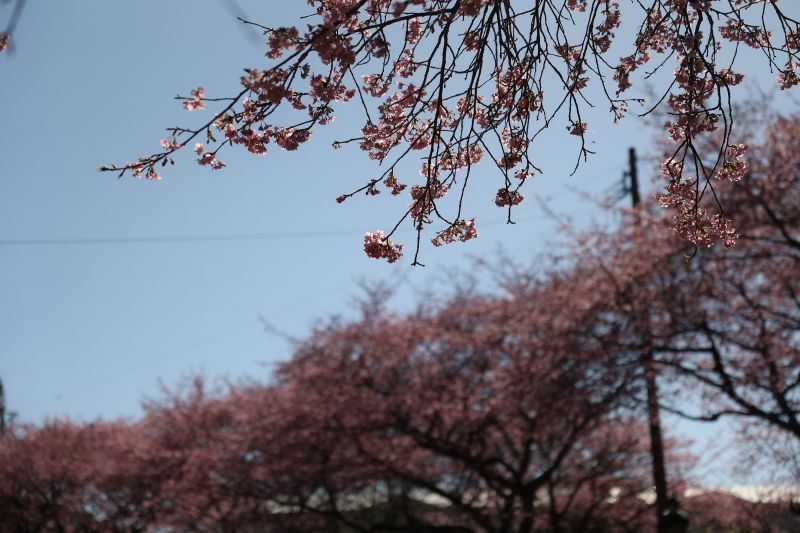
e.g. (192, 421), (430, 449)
(0, 0), (793, 486)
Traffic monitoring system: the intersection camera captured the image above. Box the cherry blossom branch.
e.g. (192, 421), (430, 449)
(0, 0), (25, 53)
(102, 0), (800, 262)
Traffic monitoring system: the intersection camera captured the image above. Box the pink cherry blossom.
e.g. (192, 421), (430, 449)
(363, 230), (403, 263)
(182, 87), (205, 111)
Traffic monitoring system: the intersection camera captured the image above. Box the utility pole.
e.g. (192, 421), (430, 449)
(628, 147), (641, 207)
(625, 147), (670, 530)
(0, 377), (6, 435)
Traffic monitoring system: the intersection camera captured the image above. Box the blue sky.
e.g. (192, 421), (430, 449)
(1, 0), (794, 486)
(0, 0), (631, 421)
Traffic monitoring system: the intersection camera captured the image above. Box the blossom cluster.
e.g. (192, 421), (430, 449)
(498, 128), (529, 170)
(431, 218), (478, 247)
(363, 230), (403, 263)
(182, 87), (205, 111)
(714, 144), (747, 182)
(129, 161), (162, 181)
(658, 179), (738, 249)
(409, 179), (450, 225)
(266, 26), (299, 59)
(494, 188), (524, 208)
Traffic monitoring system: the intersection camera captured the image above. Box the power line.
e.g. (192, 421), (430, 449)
(0, 228), (364, 246)
(0, 215), (544, 247)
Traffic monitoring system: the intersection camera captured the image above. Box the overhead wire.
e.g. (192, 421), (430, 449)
(0, 214), (544, 247)
(7, 212), (550, 415)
